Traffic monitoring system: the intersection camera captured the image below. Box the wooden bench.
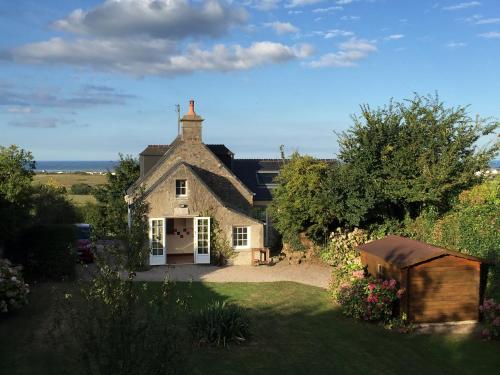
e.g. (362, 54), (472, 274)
(252, 247), (270, 265)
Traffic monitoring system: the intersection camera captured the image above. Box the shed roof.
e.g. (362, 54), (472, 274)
(357, 235), (486, 268)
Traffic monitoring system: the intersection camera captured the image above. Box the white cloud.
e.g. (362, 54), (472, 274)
(312, 6), (343, 13)
(476, 17), (500, 24)
(384, 34), (405, 40)
(340, 15), (360, 21)
(446, 41), (467, 48)
(285, 0), (324, 8)
(288, 10), (303, 14)
(7, 37), (312, 76)
(251, 0), (280, 11)
(478, 31), (500, 38)
(53, 0), (247, 39)
(264, 21), (300, 35)
(336, 0), (353, 4)
(443, 1), (480, 11)
(6, 106), (34, 113)
(322, 29), (354, 39)
(9, 117), (75, 129)
(308, 37), (376, 68)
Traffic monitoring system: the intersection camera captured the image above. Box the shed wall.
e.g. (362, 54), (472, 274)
(408, 255), (480, 323)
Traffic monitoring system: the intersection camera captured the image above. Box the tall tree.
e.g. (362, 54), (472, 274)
(268, 152), (334, 249)
(335, 93), (499, 226)
(92, 154), (140, 237)
(0, 145), (35, 247)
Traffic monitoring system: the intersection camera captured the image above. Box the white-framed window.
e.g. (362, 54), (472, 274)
(150, 219), (165, 256)
(175, 179), (187, 197)
(232, 226), (250, 249)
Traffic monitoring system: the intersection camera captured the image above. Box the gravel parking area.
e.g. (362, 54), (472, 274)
(132, 262), (332, 289)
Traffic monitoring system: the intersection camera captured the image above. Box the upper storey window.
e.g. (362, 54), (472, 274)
(176, 179), (187, 197)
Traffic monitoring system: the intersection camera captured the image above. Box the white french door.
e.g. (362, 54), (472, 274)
(149, 218), (166, 265)
(194, 217), (210, 264)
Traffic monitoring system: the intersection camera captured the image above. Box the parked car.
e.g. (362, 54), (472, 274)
(75, 223), (94, 263)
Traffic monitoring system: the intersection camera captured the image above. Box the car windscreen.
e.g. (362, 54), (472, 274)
(76, 226), (91, 240)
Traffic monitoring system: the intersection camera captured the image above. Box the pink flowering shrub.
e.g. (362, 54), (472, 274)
(337, 275), (405, 322)
(479, 298), (500, 339)
(0, 259), (29, 313)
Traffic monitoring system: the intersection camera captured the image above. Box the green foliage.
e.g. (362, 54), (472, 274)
(54, 262), (183, 375)
(319, 228), (367, 294)
(0, 259), (29, 314)
(70, 183), (93, 195)
(31, 184), (80, 225)
(77, 202), (108, 239)
(337, 276), (405, 322)
(123, 190), (150, 271)
(336, 93), (498, 225)
(0, 145), (35, 245)
(92, 154), (139, 237)
(268, 152), (333, 249)
(405, 177), (500, 298)
(207, 214), (235, 266)
(6, 225), (77, 281)
(190, 300), (250, 347)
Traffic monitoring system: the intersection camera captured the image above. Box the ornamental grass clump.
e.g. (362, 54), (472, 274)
(337, 274), (405, 322)
(0, 259), (29, 313)
(190, 300), (250, 347)
(480, 298), (500, 340)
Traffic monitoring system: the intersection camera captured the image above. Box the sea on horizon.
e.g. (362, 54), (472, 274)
(35, 160), (119, 173)
(34, 159), (500, 173)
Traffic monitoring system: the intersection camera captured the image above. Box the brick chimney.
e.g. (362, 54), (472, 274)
(180, 100), (203, 143)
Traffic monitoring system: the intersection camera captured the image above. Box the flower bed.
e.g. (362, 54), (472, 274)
(479, 298), (500, 339)
(0, 259), (29, 313)
(337, 273), (405, 322)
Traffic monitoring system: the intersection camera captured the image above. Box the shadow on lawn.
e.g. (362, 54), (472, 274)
(1, 281), (500, 375)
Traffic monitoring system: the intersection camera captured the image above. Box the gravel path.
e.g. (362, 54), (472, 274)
(133, 262), (332, 289)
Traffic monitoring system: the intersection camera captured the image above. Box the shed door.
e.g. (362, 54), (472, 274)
(194, 217), (210, 264)
(408, 256), (479, 323)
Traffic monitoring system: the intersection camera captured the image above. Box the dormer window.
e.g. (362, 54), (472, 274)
(256, 171), (279, 186)
(176, 179), (187, 197)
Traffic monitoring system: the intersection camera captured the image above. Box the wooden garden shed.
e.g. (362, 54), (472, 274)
(357, 235), (489, 323)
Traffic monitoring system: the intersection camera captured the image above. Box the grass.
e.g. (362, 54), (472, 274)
(33, 173), (107, 188)
(1, 281), (499, 375)
(33, 173), (105, 207)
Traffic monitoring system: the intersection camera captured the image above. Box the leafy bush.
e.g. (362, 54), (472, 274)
(70, 183), (93, 195)
(337, 276), (405, 322)
(405, 177), (500, 298)
(31, 184), (79, 225)
(6, 224), (77, 281)
(53, 261), (183, 375)
(190, 300), (250, 347)
(479, 298), (500, 340)
(0, 259), (29, 313)
(209, 216), (235, 266)
(321, 228), (368, 293)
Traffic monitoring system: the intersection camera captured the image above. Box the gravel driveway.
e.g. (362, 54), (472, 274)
(132, 262), (332, 289)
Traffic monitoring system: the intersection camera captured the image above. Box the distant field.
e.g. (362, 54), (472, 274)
(33, 173), (107, 188)
(67, 194), (98, 206)
(33, 173), (106, 207)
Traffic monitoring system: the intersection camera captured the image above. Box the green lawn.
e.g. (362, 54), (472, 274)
(1, 282), (499, 375)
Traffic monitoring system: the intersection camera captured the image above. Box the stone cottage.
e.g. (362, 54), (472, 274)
(126, 100), (281, 265)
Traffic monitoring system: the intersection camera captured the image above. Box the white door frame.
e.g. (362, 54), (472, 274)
(194, 217), (210, 264)
(149, 218), (166, 265)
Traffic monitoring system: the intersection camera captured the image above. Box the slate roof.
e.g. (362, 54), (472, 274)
(140, 144), (232, 157)
(232, 159), (284, 201)
(138, 142), (335, 202)
(357, 235), (487, 268)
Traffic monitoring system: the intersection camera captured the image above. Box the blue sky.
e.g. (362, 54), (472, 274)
(0, 0), (499, 160)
